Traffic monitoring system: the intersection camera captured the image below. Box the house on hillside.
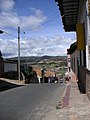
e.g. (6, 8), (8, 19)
(32, 65), (56, 83)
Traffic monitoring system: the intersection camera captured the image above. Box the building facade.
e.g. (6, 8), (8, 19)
(55, 0), (90, 99)
(4, 60), (17, 73)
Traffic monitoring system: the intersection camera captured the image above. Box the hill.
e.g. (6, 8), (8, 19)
(5, 56), (67, 62)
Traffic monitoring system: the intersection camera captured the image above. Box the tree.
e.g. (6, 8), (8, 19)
(21, 66), (39, 83)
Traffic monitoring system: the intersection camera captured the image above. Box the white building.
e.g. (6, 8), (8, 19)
(56, 0), (90, 99)
(4, 60), (17, 72)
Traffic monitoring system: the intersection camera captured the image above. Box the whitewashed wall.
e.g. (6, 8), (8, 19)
(86, 14), (90, 70)
(71, 50), (79, 76)
(4, 62), (17, 72)
(67, 54), (71, 72)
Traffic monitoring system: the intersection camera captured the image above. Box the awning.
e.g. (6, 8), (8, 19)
(55, 0), (79, 32)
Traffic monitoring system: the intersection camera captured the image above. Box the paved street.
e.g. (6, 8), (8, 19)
(0, 83), (65, 120)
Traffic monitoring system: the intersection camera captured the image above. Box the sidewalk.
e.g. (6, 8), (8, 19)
(44, 72), (90, 120)
(0, 78), (25, 85)
(68, 80), (90, 120)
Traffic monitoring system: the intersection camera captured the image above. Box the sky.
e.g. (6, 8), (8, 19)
(0, 0), (76, 58)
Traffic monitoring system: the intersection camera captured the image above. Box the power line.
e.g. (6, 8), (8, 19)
(0, 28), (17, 38)
(33, 13), (59, 30)
(0, 11), (60, 57)
(0, 15), (18, 28)
(4, 31), (17, 38)
(0, 11), (59, 31)
(23, 13), (59, 31)
(21, 41), (34, 56)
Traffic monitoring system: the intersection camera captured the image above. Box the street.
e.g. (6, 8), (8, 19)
(0, 83), (65, 120)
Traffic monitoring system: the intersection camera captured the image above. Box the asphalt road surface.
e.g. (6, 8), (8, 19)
(0, 83), (66, 120)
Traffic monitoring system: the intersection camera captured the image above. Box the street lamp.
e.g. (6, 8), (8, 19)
(0, 30), (4, 34)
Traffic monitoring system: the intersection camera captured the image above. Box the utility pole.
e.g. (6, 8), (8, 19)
(18, 26), (20, 81)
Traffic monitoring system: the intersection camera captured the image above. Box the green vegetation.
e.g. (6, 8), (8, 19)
(39, 61), (67, 69)
(21, 66), (39, 83)
(38, 60), (67, 79)
(5, 56), (67, 80)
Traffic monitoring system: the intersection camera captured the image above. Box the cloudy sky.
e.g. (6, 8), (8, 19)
(0, 0), (76, 58)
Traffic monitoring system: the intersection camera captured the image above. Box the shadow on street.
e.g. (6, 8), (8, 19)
(0, 80), (23, 92)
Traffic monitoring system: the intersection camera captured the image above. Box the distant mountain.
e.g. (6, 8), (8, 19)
(5, 56), (67, 62)
(40, 55), (67, 61)
(40, 56), (52, 59)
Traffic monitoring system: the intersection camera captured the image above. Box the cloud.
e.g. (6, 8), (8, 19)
(0, 35), (76, 58)
(0, 12), (20, 28)
(0, 0), (15, 11)
(0, 38), (18, 58)
(30, 7), (44, 17)
(0, 0), (47, 29)
(19, 13), (46, 29)
(0, 1), (75, 58)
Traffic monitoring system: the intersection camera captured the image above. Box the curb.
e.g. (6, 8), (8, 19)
(62, 85), (70, 107)
(0, 78), (26, 85)
(56, 83), (70, 109)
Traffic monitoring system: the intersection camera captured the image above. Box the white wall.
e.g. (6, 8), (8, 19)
(4, 63), (17, 72)
(86, 11), (90, 70)
(71, 50), (79, 76)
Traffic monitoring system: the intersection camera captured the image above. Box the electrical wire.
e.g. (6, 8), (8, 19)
(4, 31), (17, 38)
(21, 12), (59, 32)
(0, 12), (59, 39)
(0, 15), (18, 28)
(33, 13), (59, 30)
(0, 15), (19, 38)
(0, 10), (59, 32)
(0, 11), (59, 31)
(21, 41), (34, 56)
(0, 28), (17, 38)
(0, 11), (59, 57)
